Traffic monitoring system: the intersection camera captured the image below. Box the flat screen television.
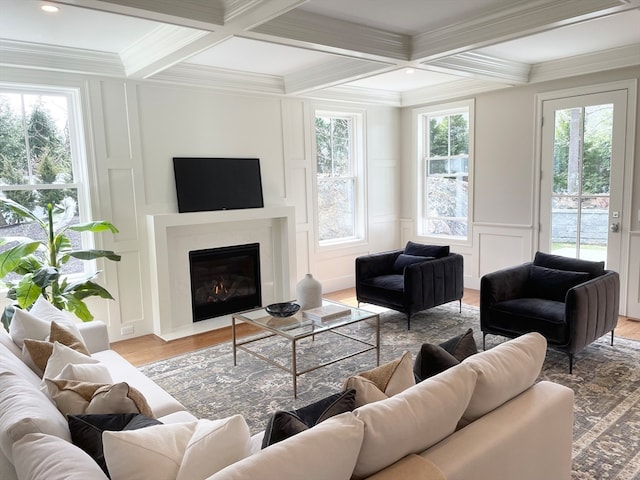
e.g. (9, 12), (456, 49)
(173, 157), (264, 213)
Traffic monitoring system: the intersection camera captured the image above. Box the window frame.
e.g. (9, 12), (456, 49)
(414, 99), (474, 246)
(312, 107), (367, 250)
(0, 83), (97, 278)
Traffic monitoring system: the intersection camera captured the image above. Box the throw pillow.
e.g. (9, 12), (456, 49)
(12, 432), (110, 480)
(404, 241), (450, 258)
(413, 344), (460, 381)
(343, 351), (415, 407)
(440, 328), (478, 361)
(533, 251), (605, 278)
(40, 341), (99, 393)
(68, 413), (162, 476)
(262, 389), (356, 448)
(205, 413), (364, 480)
(461, 332), (547, 425)
(55, 362), (113, 385)
(353, 363), (477, 479)
(102, 416), (251, 480)
(24, 321), (91, 374)
(526, 265), (590, 302)
(45, 379), (154, 418)
(392, 254), (434, 273)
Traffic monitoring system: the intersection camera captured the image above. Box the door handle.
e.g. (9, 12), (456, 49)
(610, 222), (620, 233)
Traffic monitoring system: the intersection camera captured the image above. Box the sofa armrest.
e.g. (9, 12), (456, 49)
(403, 253), (464, 310)
(356, 250), (403, 281)
(364, 454), (446, 480)
(566, 270), (620, 349)
(77, 320), (110, 353)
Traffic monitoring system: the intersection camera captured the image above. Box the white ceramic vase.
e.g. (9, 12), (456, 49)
(296, 273), (322, 310)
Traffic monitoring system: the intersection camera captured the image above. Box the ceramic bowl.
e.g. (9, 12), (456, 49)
(265, 302), (300, 317)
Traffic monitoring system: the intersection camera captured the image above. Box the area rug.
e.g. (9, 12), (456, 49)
(139, 302), (640, 480)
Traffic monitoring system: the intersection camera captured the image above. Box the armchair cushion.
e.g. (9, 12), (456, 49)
(404, 242), (449, 258)
(533, 251), (604, 278)
(526, 265), (590, 302)
(392, 254), (434, 273)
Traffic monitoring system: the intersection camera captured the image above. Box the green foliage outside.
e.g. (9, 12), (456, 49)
(315, 115), (355, 241)
(0, 93), (76, 226)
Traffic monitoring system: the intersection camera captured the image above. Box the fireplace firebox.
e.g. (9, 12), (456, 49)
(189, 243), (261, 322)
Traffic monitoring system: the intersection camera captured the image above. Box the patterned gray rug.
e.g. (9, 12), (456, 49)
(139, 302), (640, 480)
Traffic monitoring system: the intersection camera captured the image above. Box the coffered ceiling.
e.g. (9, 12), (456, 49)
(1, 0), (639, 106)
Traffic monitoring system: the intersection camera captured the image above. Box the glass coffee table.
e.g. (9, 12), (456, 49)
(232, 299), (380, 398)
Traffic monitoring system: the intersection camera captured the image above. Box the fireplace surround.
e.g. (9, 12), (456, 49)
(147, 206), (296, 340)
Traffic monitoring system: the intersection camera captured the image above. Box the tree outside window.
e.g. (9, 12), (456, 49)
(315, 113), (360, 244)
(0, 90), (85, 275)
(420, 105), (470, 239)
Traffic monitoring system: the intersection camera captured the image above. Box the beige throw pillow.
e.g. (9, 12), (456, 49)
(24, 321), (90, 374)
(343, 351), (415, 407)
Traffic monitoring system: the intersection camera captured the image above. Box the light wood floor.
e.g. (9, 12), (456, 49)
(111, 288), (640, 367)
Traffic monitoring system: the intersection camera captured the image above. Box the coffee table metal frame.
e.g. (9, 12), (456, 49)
(232, 299), (380, 398)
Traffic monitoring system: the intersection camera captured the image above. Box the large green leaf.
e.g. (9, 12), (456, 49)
(63, 279), (115, 300)
(70, 221), (119, 234)
(0, 242), (41, 277)
(14, 276), (42, 309)
(66, 249), (121, 262)
(63, 296), (93, 322)
(1, 305), (15, 332)
(15, 255), (46, 275)
(32, 267), (59, 288)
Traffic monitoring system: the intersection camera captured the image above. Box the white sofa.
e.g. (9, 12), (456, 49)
(0, 313), (574, 480)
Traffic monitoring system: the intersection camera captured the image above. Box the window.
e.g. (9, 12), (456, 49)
(416, 100), (473, 241)
(0, 87), (90, 275)
(314, 110), (364, 245)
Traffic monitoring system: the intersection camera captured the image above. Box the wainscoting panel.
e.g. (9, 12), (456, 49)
(476, 225), (533, 280)
(296, 230), (311, 283)
(107, 168), (138, 242)
(98, 80), (132, 160)
(627, 232), (640, 319)
(291, 166), (310, 225)
(115, 250), (145, 327)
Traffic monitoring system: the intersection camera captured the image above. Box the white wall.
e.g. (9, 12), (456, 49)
(400, 66), (640, 318)
(0, 68), (400, 341)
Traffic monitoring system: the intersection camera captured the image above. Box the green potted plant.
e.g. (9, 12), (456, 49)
(0, 197), (121, 329)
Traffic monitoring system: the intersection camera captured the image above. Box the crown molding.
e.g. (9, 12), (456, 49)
(401, 78), (510, 107)
(120, 24), (210, 78)
(530, 44), (640, 84)
(284, 57), (392, 94)
(251, 10), (409, 61)
(302, 85), (401, 107)
(424, 52), (531, 84)
(224, 0), (263, 23)
(0, 39), (125, 77)
(150, 62), (284, 95)
(412, 0), (632, 61)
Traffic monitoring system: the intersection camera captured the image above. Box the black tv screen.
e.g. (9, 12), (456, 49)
(173, 157), (264, 213)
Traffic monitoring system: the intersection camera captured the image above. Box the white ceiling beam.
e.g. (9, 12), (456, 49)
(283, 57), (394, 95)
(401, 78), (510, 107)
(423, 52), (531, 85)
(411, 0), (637, 62)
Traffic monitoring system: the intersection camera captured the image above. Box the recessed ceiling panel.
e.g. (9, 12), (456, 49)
(0, 0), (163, 53)
(299, 0), (518, 35)
(345, 68), (460, 92)
(186, 37), (334, 76)
(477, 11), (640, 64)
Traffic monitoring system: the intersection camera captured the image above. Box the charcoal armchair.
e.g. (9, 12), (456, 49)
(355, 242), (464, 329)
(480, 251), (620, 373)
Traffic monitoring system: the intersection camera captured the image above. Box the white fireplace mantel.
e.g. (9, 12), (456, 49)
(146, 205), (296, 340)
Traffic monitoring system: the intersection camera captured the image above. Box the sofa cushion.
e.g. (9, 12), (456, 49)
(102, 416), (251, 480)
(526, 265), (590, 302)
(344, 351), (415, 407)
(68, 413), (162, 476)
(533, 251), (605, 278)
(0, 344), (70, 462)
(365, 454), (446, 480)
(206, 413), (364, 480)
(392, 254), (434, 273)
(12, 433), (109, 480)
(262, 389), (356, 447)
(461, 332), (547, 425)
(404, 241), (450, 258)
(352, 362), (477, 479)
